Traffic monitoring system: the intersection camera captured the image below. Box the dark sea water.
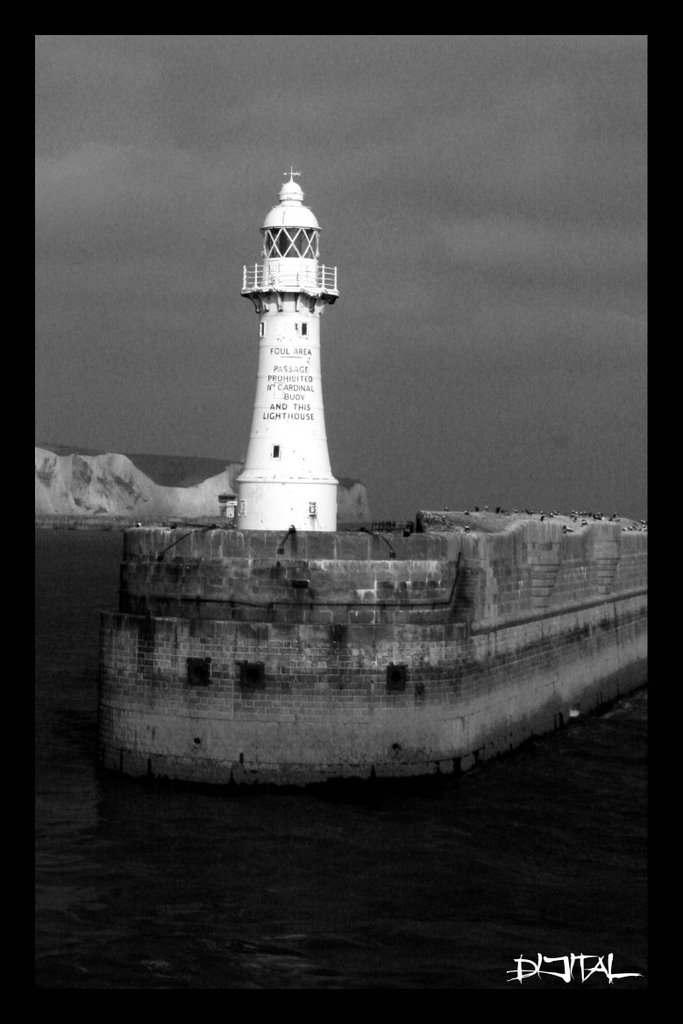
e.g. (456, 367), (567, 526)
(35, 529), (647, 989)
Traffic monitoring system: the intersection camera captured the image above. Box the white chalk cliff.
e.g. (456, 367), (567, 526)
(35, 447), (370, 522)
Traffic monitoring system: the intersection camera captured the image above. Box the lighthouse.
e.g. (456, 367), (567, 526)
(236, 171), (339, 531)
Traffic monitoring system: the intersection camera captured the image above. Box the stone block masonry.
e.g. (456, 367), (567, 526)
(98, 517), (647, 785)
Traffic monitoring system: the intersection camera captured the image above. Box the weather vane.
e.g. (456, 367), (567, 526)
(284, 167), (301, 180)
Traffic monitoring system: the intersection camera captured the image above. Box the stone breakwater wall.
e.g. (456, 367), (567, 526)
(98, 519), (647, 785)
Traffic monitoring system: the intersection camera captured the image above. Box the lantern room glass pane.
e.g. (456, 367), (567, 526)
(274, 229), (287, 256)
(299, 230), (315, 258)
(283, 229), (300, 257)
(264, 229), (283, 257)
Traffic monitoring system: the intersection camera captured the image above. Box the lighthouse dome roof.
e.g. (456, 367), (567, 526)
(263, 174), (320, 230)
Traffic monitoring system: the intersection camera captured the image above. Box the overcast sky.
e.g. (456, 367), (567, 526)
(35, 35), (647, 519)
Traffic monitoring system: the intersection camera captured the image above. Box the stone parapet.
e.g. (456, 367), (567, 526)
(117, 519), (647, 632)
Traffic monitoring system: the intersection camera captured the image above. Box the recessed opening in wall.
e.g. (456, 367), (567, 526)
(237, 660), (265, 691)
(386, 663), (407, 692)
(301, 322), (308, 336)
(272, 445), (281, 458)
(259, 322), (265, 337)
(187, 657), (211, 686)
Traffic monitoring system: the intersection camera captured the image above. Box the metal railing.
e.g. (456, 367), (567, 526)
(318, 265), (337, 291)
(242, 263), (338, 295)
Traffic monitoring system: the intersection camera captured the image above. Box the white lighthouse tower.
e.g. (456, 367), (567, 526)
(236, 171), (339, 531)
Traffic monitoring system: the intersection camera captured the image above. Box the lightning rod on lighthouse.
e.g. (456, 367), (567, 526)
(236, 171), (339, 531)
